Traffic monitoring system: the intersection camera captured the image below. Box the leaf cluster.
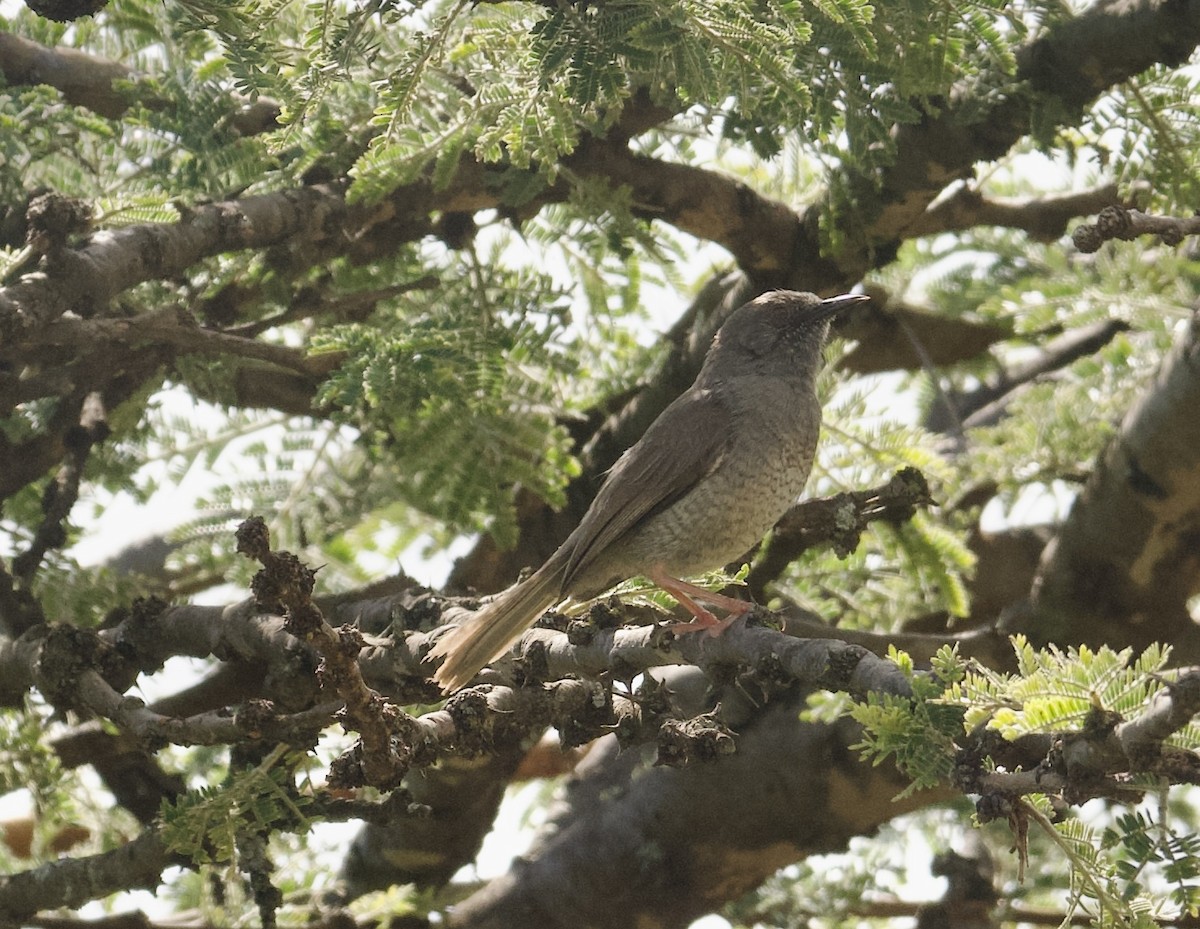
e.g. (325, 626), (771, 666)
(851, 639), (1188, 794)
(338, 0), (1047, 204)
(312, 260), (581, 547)
(788, 369), (976, 628)
(850, 646), (968, 795)
(1048, 811), (1183, 929)
(955, 636), (1172, 739)
(1105, 811), (1200, 919)
(160, 748), (311, 866)
(1078, 67), (1200, 214)
(0, 703), (71, 825)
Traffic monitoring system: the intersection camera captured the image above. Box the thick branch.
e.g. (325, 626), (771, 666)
(836, 290), (1012, 375)
(926, 318), (1133, 433)
(910, 184), (1122, 242)
(1029, 311), (1200, 655)
(1073, 205), (1200, 252)
(0, 32), (280, 132)
(0, 600), (318, 711)
(442, 694), (944, 929)
(417, 620), (916, 701)
(566, 141), (803, 280)
(72, 667), (340, 748)
(0, 32), (150, 120)
(24, 307), (336, 377)
(0, 184), (355, 328)
(0, 830), (173, 923)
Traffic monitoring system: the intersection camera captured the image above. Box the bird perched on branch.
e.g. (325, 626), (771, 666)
(429, 289), (868, 691)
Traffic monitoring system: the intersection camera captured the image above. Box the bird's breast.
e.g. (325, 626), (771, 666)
(617, 379), (821, 577)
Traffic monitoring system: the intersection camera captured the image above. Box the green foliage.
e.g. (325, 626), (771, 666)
(0, 702), (138, 869)
(729, 798), (1200, 929)
(0, 702), (71, 820)
(345, 0), (822, 202)
(788, 369), (975, 628)
(0, 0), (1044, 219)
(1036, 807), (1172, 929)
(0, 85), (117, 208)
(153, 748), (326, 925)
(348, 884), (430, 927)
(99, 403), (441, 596)
(850, 645), (967, 796)
(1080, 68), (1200, 213)
(333, 0), (1045, 203)
(890, 512), (976, 619)
(312, 261), (581, 547)
(165, 0), (295, 100)
(1105, 811), (1200, 918)
(160, 746), (311, 866)
(853, 639), (1183, 799)
(33, 558), (152, 628)
(518, 185), (692, 398)
(956, 636), (1172, 738)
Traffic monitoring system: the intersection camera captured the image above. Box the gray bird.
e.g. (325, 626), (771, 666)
(429, 289), (867, 691)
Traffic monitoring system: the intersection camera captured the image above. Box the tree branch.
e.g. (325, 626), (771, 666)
(1073, 204), (1200, 252)
(0, 32), (280, 133)
(836, 290), (1013, 375)
(910, 184), (1122, 242)
(747, 468), (933, 599)
(967, 672), (1200, 811)
(925, 318), (1133, 433)
(0, 184), (355, 328)
(0, 32), (152, 121)
(11, 392), (108, 592)
(0, 830), (173, 923)
(1029, 310), (1200, 656)
(441, 692), (945, 929)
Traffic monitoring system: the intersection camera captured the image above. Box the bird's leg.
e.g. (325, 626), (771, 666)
(648, 568), (753, 638)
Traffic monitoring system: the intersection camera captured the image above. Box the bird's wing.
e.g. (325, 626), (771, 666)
(560, 386), (732, 590)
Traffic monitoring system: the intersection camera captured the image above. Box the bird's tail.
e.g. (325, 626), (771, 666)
(429, 561), (564, 692)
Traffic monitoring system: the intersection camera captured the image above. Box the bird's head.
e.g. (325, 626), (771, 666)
(700, 290), (869, 382)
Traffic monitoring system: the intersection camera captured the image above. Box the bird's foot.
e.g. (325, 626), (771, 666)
(650, 570), (753, 638)
(667, 611), (744, 638)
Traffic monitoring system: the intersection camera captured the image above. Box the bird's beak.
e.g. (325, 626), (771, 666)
(811, 292), (870, 323)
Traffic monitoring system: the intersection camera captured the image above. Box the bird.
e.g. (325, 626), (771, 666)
(429, 289), (868, 691)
